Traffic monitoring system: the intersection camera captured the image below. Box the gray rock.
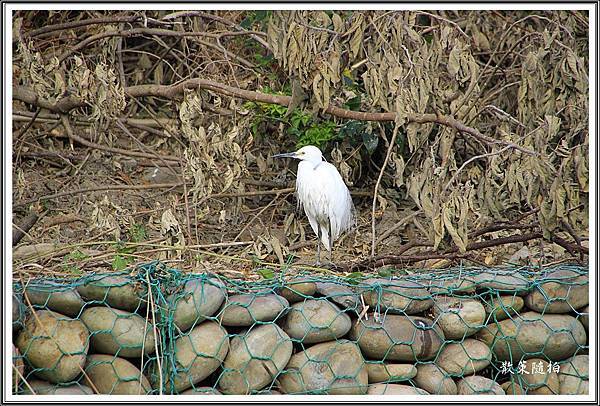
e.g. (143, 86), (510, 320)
(471, 271), (529, 295)
(361, 278), (433, 315)
(279, 340), (367, 394)
(281, 299), (351, 344)
(559, 355), (588, 395)
(436, 339), (492, 376)
(168, 321), (229, 392)
(366, 363), (416, 383)
(85, 354), (151, 394)
(315, 282), (358, 309)
(80, 307), (155, 358)
(169, 277), (226, 332)
(431, 296), (486, 339)
(349, 314), (444, 362)
(483, 295), (524, 321)
(457, 376), (504, 395)
(367, 383), (429, 395)
(77, 275), (147, 312)
(219, 293), (288, 327)
(477, 311), (587, 361)
(25, 283), (85, 317)
(219, 324), (292, 394)
(20, 379), (94, 395)
(414, 363), (457, 395)
(279, 279), (316, 303)
(525, 268), (589, 313)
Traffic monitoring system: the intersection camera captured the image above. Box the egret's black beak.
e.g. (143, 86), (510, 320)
(272, 152), (296, 159)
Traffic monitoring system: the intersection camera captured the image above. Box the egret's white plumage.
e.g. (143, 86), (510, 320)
(273, 145), (356, 263)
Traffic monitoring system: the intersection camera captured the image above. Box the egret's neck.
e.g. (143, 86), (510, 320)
(299, 157), (322, 170)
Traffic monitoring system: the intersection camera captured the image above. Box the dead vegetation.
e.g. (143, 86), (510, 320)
(11, 10), (589, 279)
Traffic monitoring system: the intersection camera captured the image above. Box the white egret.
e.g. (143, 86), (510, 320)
(273, 145), (356, 264)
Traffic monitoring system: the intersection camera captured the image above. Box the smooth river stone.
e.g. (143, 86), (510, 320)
(169, 277), (226, 332)
(278, 340), (367, 394)
(77, 275), (147, 312)
(315, 282), (358, 309)
(559, 355), (588, 395)
(413, 363), (457, 395)
(431, 296), (486, 339)
(16, 310), (89, 384)
(25, 283), (85, 318)
(219, 293), (288, 327)
(279, 278), (317, 303)
(349, 314), (444, 362)
(362, 278), (433, 315)
(519, 358), (560, 394)
(218, 324), (292, 394)
(367, 383), (429, 395)
(281, 299), (351, 344)
(476, 311), (586, 361)
(436, 339), (492, 376)
(525, 268), (588, 313)
(457, 376), (505, 395)
(168, 321), (230, 392)
(471, 271), (530, 295)
(80, 306), (155, 358)
(483, 295), (524, 321)
(366, 363), (417, 383)
(85, 354), (151, 394)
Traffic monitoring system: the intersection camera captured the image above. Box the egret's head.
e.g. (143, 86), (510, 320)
(272, 145), (323, 165)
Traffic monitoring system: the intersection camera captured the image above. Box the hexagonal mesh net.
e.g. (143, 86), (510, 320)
(12, 262), (589, 395)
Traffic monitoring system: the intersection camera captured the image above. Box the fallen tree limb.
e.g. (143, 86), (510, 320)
(351, 232), (545, 270)
(12, 211), (40, 245)
(13, 82), (537, 155)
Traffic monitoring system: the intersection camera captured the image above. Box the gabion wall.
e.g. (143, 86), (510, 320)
(12, 262), (589, 395)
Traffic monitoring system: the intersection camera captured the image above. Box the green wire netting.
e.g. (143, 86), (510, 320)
(12, 262), (589, 395)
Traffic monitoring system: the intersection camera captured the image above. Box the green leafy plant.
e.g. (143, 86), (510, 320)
(128, 223), (147, 243)
(111, 241), (136, 271)
(62, 249), (88, 275)
(256, 268), (275, 279)
(244, 91), (339, 150)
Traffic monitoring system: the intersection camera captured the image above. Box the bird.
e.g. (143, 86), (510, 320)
(273, 145), (356, 265)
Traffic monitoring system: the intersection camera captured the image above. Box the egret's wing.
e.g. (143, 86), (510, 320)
(320, 162), (356, 240)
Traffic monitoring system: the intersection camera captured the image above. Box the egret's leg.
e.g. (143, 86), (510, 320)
(316, 225), (322, 265)
(327, 218), (333, 263)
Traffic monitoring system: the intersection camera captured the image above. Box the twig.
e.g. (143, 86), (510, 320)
(161, 11), (272, 52)
(371, 124), (400, 257)
(14, 183), (184, 207)
(417, 11), (469, 39)
(443, 145), (512, 191)
(26, 15), (142, 37)
(560, 220), (585, 260)
(59, 115), (180, 162)
(374, 211), (421, 246)
(12, 364), (36, 395)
